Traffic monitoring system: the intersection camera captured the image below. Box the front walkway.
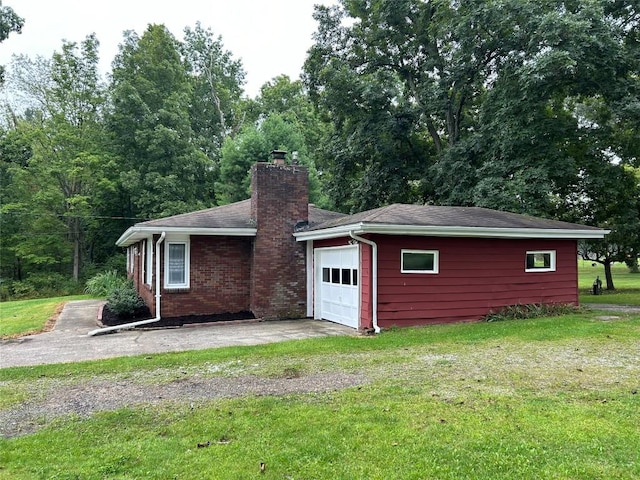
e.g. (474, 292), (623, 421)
(0, 300), (354, 368)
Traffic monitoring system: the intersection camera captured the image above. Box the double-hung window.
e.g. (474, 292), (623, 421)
(525, 250), (556, 272)
(165, 240), (190, 288)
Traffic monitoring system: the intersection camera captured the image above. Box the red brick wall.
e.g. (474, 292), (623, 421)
(160, 236), (252, 318)
(249, 162), (309, 318)
(129, 240), (155, 315)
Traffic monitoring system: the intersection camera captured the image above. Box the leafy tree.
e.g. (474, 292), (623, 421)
(217, 76), (332, 207)
(181, 22), (245, 161)
(305, 0), (640, 213)
(0, 2), (24, 84)
(1, 35), (111, 281)
(108, 24), (214, 219)
(216, 112), (329, 207)
(576, 165), (640, 289)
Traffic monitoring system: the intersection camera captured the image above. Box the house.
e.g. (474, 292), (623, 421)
(116, 154), (608, 332)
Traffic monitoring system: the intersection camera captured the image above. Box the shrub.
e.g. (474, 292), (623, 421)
(106, 280), (145, 316)
(84, 271), (127, 297)
(7, 273), (81, 299)
(484, 303), (580, 322)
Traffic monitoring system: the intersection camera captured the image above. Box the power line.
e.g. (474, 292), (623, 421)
(0, 211), (149, 221)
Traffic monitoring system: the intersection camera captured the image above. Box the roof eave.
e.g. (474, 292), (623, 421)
(294, 223), (609, 242)
(116, 226), (257, 247)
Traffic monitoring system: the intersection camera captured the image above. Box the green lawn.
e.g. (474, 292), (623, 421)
(578, 260), (640, 305)
(0, 295), (92, 338)
(1, 312), (639, 479)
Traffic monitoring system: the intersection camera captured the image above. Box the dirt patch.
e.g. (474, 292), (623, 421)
(0, 372), (367, 438)
(42, 303), (65, 333)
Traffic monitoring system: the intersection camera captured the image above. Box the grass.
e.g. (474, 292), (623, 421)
(578, 260), (640, 305)
(1, 312), (639, 479)
(0, 295), (92, 338)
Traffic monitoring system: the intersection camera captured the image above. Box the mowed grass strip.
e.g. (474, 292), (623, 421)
(1, 313), (639, 479)
(0, 295), (92, 338)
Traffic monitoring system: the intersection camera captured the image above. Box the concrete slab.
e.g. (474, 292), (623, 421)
(0, 300), (355, 368)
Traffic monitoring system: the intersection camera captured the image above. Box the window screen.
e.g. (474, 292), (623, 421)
(167, 243), (186, 285)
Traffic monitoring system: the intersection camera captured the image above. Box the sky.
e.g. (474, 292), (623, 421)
(1, 0), (338, 98)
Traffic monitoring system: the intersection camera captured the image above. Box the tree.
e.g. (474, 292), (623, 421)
(216, 112), (329, 207)
(181, 22), (245, 161)
(108, 24), (215, 219)
(304, 0), (640, 213)
(576, 165), (640, 289)
(2, 35), (111, 282)
(0, 2), (24, 84)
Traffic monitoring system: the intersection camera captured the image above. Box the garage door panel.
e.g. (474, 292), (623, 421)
(315, 246), (359, 328)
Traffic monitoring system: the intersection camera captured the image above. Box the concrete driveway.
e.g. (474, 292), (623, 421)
(0, 300), (354, 368)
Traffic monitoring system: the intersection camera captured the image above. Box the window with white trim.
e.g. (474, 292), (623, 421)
(165, 240), (190, 288)
(145, 239), (153, 285)
(525, 250), (556, 272)
(140, 241), (147, 284)
(401, 249), (439, 274)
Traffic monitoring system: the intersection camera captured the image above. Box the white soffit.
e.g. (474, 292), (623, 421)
(116, 226), (257, 247)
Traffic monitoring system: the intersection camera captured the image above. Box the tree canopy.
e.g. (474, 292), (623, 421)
(0, 2), (24, 84)
(1, 4), (638, 295)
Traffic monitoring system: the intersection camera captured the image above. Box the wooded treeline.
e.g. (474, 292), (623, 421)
(1, 0), (639, 297)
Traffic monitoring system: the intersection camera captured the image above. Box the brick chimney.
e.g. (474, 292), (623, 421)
(249, 151), (309, 319)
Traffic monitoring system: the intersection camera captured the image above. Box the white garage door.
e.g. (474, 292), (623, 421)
(315, 246), (359, 328)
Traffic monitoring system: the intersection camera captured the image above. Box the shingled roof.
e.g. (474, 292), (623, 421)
(116, 200), (346, 246)
(294, 204), (607, 240)
(138, 199), (254, 229)
(118, 200), (606, 247)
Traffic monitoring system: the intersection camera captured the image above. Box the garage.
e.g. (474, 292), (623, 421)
(314, 245), (359, 328)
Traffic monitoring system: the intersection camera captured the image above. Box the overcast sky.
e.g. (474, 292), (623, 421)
(1, 0), (337, 97)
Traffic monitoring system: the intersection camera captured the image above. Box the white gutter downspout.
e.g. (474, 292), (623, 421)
(349, 231), (380, 334)
(89, 232), (166, 336)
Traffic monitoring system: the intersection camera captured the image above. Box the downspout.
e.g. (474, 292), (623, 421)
(88, 232), (166, 336)
(349, 231), (380, 334)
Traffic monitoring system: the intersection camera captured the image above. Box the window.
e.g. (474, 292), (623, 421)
(145, 239), (153, 285)
(525, 250), (556, 272)
(141, 240), (147, 284)
(127, 247), (133, 274)
(401, 249), (439, 274)
(165, 240), (190, 288)
(322, 266), (358, 286)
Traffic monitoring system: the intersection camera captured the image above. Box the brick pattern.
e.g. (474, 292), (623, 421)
(129, 162), (309, 320)
(128, 241), (155, 315)
(249, 162), (309, 319)
(161, 236), (251, 317)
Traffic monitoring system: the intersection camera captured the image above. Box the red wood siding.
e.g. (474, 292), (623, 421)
(373, 236), (578, 327)
(314, 238), (352, 248)
(360, 243), (373, 330)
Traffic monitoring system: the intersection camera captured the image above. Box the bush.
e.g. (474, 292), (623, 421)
(7, 273), (81, 299)
(84, 271), (127, 297)
(484, 303), (581, 322)
(106, 280), (145, 316)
